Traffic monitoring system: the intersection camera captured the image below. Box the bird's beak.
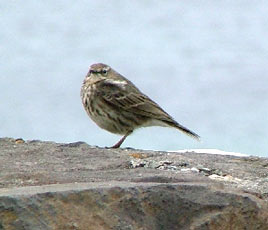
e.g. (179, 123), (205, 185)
(87, 69), (93, 78)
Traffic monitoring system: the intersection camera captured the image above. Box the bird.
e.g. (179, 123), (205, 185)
(81, 63), (200, 148)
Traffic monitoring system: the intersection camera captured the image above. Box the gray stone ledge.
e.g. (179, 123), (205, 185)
(0, 137), (267, 229)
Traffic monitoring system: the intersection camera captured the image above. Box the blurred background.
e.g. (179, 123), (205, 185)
(1, 1), (267, 156)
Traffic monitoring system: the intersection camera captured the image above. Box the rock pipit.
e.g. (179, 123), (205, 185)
(81, 63), (200, 148)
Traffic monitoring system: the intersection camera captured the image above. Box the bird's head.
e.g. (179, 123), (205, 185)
(84, 63), (111, 83)
(89, 63), (111, 76)
(84, 63), (129, 88)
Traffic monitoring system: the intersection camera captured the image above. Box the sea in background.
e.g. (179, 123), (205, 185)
(1, 1), (267, 157)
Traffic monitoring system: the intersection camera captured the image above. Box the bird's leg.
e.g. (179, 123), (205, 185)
(110, 130), (133, 148)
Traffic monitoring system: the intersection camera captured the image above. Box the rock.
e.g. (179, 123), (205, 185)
(0, 137), (268, 230)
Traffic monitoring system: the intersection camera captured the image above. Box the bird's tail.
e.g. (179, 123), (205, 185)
(164, 120), (200, 141)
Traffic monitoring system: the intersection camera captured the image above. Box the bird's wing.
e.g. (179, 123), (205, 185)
(96, 79), (200, 140)
(96, 79), (173, 121)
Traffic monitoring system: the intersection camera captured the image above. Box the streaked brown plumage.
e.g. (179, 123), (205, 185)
(81, 63), (200, 148)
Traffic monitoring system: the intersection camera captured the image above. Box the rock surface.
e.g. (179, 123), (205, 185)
(0, 137), (267, 230)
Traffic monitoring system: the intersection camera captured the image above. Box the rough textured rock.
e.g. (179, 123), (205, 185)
(0, 137), (267, 230)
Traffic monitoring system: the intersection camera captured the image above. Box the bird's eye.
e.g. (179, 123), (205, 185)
(102, 69), (108, 75)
